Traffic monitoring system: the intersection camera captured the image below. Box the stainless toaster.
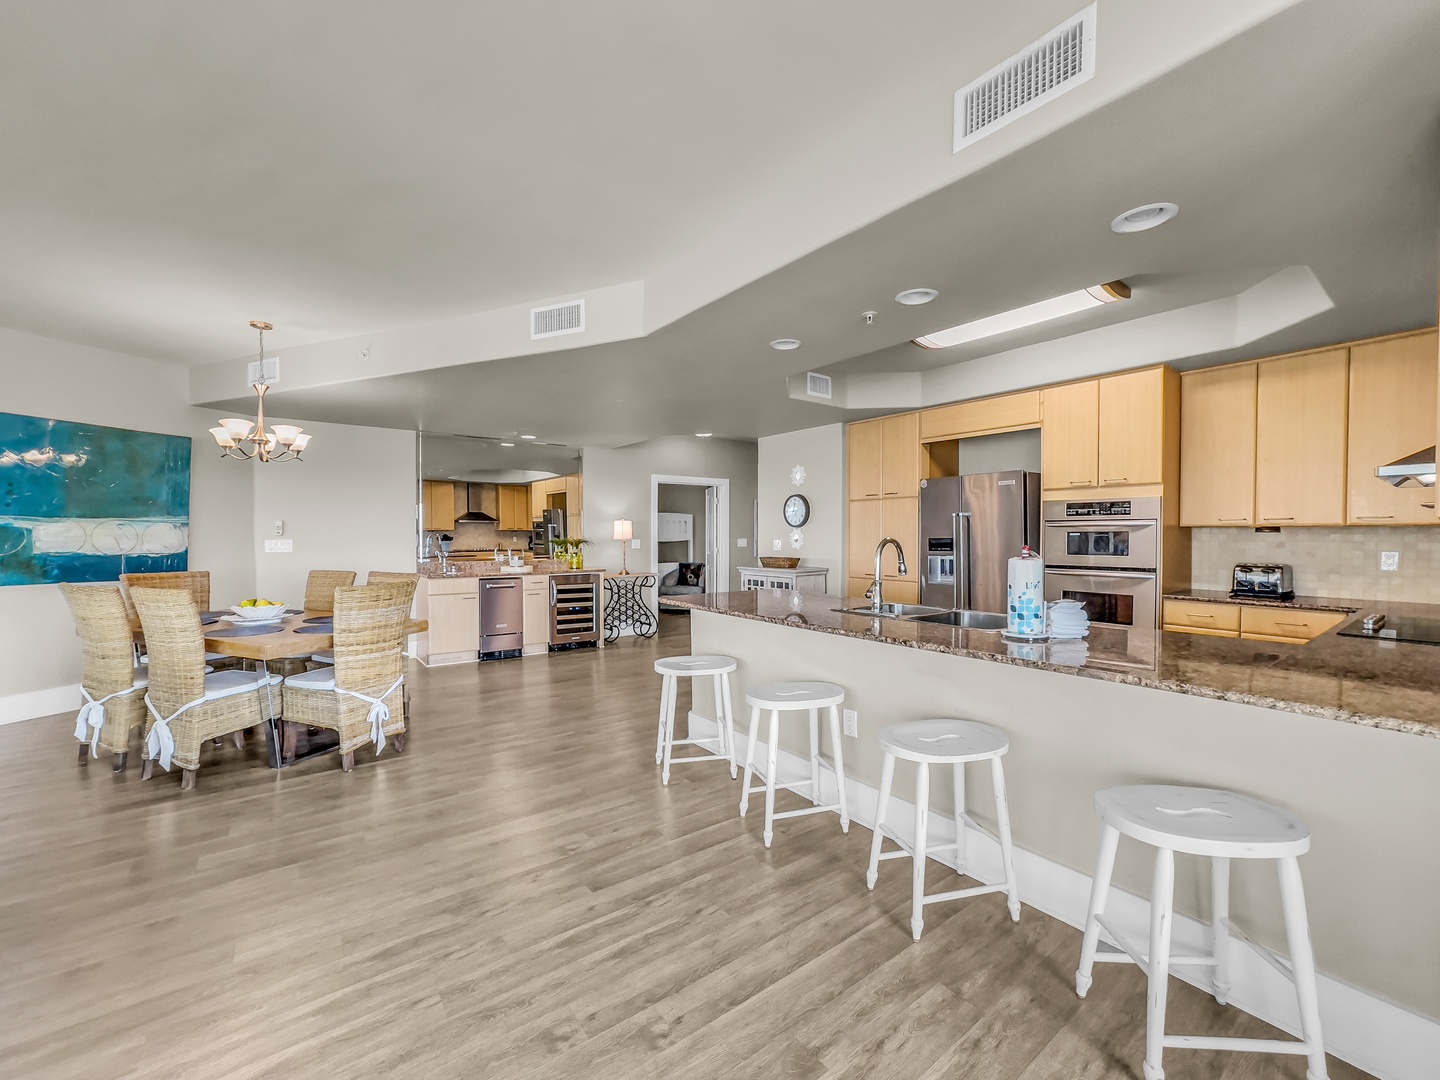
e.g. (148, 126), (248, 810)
(1230, 563), (1294, 601)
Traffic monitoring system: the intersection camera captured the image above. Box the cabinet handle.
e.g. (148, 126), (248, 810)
(1187, 613), (1216, 619)
(1274, 621), (1309, 628)
(1102, 477), (1128, 483)
(1218, 518), (1249, 523)
(1355, 515), (1395, 520)
(1262, 517), (1295, 522)
(1068, 480), (1093, 486)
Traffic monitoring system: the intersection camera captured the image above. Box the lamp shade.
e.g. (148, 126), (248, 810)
(612, 519), (633, 541)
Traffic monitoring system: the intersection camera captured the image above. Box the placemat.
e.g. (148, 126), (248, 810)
(292, 625), (333, 635)
(303, 616), (334, 625)
(206, 625), (282, 638)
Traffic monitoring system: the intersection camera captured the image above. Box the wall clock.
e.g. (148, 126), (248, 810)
(783, 493), (810, 527)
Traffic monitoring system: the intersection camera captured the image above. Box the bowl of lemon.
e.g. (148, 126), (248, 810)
(229, 598), (288, 622)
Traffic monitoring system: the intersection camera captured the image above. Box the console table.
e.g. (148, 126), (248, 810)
(738, 566), (829, 594)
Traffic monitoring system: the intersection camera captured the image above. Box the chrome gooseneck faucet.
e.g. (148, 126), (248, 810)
(870, 536), (908, 614)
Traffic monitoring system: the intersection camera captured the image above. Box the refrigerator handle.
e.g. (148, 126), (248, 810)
(953, 511), (972, 610)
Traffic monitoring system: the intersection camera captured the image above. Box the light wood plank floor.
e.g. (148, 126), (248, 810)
(0, 614), (1372, 1080)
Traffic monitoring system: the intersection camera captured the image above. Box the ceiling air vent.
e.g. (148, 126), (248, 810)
(953, 3), (1097, 153)
(531, 299), (586, 340)
(806, 372), (833, 400)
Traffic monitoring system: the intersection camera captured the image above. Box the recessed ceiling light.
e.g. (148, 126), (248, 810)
(695, 433), (713, 438)
(914, 281), (1130, 350)
(895, 288), (938, 306)
(1111, 202), (1178, 233)
(769, 338), (801, 350)
(500, 442), (515, 447)
(520, 434), (537, 440)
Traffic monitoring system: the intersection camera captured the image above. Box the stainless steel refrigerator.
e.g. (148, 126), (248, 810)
(919, 472), (1040, 613)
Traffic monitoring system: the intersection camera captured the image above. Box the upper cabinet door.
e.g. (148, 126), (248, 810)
(1097, 368), (1165, 486)
(1180, 363), (1258, 526)
(879, 412), (920, 497)
(1041, 380), (1099, 490)
(1347, 330), (1438, 525)
(1255, 348), (1349, 526)
(847, 420), (884, 500)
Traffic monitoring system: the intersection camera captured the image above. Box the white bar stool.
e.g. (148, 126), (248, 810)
(653, 655), (738, 785)
(1075, 785), (1327, 1080)
(865, 719), (1021, 940)
(739, 681), (849, 847)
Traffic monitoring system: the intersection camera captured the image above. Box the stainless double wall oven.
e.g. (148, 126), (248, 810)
(1042, 497), (1160, 628)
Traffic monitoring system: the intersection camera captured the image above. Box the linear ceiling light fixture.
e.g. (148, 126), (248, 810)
(209, 322), (312, 461)
(913, 281), (1130, 350)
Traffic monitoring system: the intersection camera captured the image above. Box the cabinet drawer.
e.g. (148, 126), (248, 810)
(522, 576), (548, 594)
(426, 577), (479, 597)
(1239, 606), (1346, 643)
(1162, 600), (1241, 635)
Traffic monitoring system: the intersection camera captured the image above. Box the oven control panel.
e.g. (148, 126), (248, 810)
(1062, 501), (1132, 517)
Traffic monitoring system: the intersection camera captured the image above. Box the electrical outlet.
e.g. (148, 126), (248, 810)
(772, 538), (782, 551)
(1380, 551), (1400, 572)
(843, 708), (858, 738)
(264, 539), (293, 553)
(274, 520), (284, 536)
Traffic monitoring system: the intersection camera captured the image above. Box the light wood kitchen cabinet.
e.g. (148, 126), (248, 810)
(919, 390), (1040, 442)
(1346, 330), (1438, 525)
(1097, 368), (1167, 486)
(564, 474), (584, 539)
(415, 576), (479, 664)
(847, 420), (885, 500)
(847, 499), (883, 577)
(1238, 605), (1347, 644)
(422, 480), (457, 532)
(1254, 348), (1349, 526)
(882, 497), (918, 581)
(879, 413), (921, 496)
(1162, 599), (1241, 638)
(1180, 363), (1259, 526)
(522, 575), (550, 656)
(1041, 379), (1100, 490)
(497, 484), (530, 531)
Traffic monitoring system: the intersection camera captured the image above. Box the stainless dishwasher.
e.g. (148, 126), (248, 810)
(479, 577), (524, 658)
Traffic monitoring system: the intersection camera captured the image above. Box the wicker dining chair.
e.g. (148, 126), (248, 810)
(120, 570), (212, 622)
(130, 587), (281, 790)
(282, 582), (411, 772)
(312, 573), (417, 666)
(59, 583), (149, 772)
(304, 570), (357, 614)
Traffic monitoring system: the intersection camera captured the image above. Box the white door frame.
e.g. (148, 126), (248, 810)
(652, 474), (730, 594)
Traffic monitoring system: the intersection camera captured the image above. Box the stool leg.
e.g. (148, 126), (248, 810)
(990, 755), (1020, 923)
(828, 704), (849, 831)
(866, 751), (896, 890)
(660, 676), (678, 786)
(1144, 847), (1176, 1080)
(655, 674), (671, 765)
(911, 761), (930, 940)
(739, 704), (761, 817)
(709, 673), (725, 760)
(763, 710), (780, 848)
(1076, 823), (1121, 997)
(1277, 856), (1329, 1080)
(807, 707), (821, 805)
(952, 760), (967, 876)
(720, 673), (737, 779)
(1212, 856), (1231, 1005)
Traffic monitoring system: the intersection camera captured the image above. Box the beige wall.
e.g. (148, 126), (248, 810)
(581, 436), (757, 591)
(0, 326), (255, 708)
(1192, 525), (1440, 602)
(691, 609), (1440, 1020)
(252, 420), (418, 604)
(756, 424), (844, 594)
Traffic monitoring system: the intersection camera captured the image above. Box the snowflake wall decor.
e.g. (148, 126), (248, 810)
(790, 529), (805, 550)
(790, 464), (807, 487)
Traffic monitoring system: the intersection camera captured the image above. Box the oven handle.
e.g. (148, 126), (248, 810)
(1043, 520), (1159, 530)
(1044, 568), (1157, 580)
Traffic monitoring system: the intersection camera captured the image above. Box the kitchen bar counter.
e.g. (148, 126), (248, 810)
(416, 559), (606, 578)
(664, 591), (1440, 738)
(1163, 588), (1371, 614)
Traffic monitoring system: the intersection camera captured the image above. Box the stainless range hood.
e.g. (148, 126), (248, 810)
(1376, 446), (1437, 488)
(455, 483), (498, 522)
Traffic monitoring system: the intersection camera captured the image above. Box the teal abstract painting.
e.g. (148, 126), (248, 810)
(0, 412), (190, 585)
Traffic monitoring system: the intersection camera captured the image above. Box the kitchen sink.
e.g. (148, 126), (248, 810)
(833, 603), (949, 619)
(909, 610), (1009, 630)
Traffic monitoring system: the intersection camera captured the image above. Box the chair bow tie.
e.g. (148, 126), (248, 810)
(337, 676), (405, 755)
(74, 685), (142, 757)
(143, 694), (207, 772)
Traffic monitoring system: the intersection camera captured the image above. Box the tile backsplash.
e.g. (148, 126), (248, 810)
(1191, 526), (1440, 603)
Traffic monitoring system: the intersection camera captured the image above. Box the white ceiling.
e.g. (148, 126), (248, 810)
(6, 0), (1440, 446)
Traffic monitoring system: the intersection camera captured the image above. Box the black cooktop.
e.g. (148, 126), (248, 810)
(1336, 615), (1440, 646)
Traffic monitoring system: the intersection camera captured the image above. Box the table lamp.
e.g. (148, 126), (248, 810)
(613, 519), (633, 574)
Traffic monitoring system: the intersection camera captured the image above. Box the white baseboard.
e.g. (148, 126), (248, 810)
(688, 711), (1439, 1080)
(0, 683), (81, 726)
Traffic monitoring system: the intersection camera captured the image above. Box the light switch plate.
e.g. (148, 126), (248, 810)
(843, 709), (858, 738)
(264, 539), (294, 553)
(772, 538), (782, 551)
(736, 537), (747, 547)
(1380, 551), (1399, 572)
(274, 520), (284, 536)
(630, 539), (640, 549)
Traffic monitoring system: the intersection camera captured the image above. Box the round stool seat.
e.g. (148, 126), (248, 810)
(745, 681), (844, 711)
(878, 719), (1008, 764)
(654, 654), (737, 678)
(1095, 785), (1310, 859)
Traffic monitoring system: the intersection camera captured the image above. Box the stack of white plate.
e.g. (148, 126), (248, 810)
(1047, 599), (1089, 639)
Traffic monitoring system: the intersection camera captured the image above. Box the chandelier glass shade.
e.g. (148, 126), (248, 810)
(209, 322), (311, 462)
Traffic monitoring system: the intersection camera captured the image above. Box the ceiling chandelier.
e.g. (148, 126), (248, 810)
(208, 321), (311, 462)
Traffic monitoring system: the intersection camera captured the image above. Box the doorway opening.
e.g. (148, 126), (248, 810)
(651, 474), (729, 609)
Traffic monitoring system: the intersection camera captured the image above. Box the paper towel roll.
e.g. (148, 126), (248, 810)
(1006, 547), (1047, 639)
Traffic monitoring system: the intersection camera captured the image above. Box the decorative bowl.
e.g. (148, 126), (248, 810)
(759, 557), (801, 569)
(229, 602), (288, 621)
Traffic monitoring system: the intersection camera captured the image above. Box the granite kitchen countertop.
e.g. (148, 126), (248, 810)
(1163, 589), (1367, 613)
(665, 591), (1440, 739)
(416, 559), (604, 578)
